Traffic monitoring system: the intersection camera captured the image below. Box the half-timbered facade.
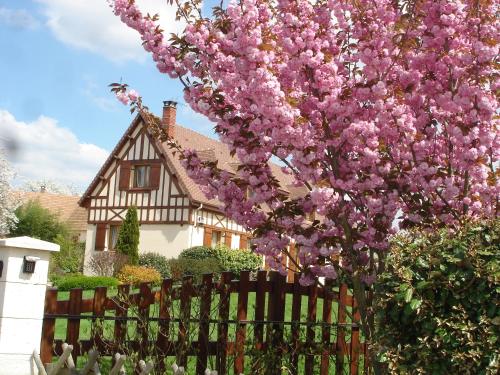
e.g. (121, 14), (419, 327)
(79, 102), (265, 269)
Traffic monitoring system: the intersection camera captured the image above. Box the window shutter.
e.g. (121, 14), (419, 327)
(203, 227), (212, 247)
(95, 223), (107, 251)
(224, 232), (232, 248)
(119, 162), (131, 190)
(150, 164), (161, 189)
(239, 235), (248, 250)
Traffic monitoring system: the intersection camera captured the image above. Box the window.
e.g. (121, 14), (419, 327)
(211, 230), (222, 247)
(132, 165), (151, 188)
(109, 225), (120, 250)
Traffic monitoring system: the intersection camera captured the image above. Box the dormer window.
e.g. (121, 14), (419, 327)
(132, 165), (151, 188)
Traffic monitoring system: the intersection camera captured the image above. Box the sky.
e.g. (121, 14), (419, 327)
(0, 0), (216, 193)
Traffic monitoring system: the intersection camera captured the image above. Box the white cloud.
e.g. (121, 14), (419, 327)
(82, 76), (118, 112)
(0, 7), (40, 30)
(37, 0), (185, 62)
(0, 109), (108, 191)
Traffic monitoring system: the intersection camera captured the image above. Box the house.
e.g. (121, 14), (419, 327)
(17, 191), (87, 242)
(79, 101), (300, 269)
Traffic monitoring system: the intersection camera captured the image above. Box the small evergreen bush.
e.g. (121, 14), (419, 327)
(168, 257), (222, 283)
(54, 275), (119, 291)
(215, 245), (262, 275)
(139, 252), (171, 278)
(116, 207), (140, 265)
(179, 246), (216, 260)
(374, 219), (500, 374)
(179, 245), (262, 277)
(117, 265), (161, 285)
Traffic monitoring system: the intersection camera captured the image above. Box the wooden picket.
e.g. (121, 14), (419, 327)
(40, 271), (371, 374)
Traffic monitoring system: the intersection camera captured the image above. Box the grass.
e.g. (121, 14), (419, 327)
(52, 286), (360, 374)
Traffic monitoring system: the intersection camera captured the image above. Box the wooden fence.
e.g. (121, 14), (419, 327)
(41, 271), (371, 374)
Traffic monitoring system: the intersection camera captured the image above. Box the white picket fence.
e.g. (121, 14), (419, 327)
(32, 343), (223, 375)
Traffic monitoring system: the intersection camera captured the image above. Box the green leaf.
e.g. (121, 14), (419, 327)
(416, 281), (431, 290)
(409, 298), (422, 311)
(404, 287), (414, 303)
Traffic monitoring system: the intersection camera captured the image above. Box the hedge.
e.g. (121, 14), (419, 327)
(54, 275), (120, 291)
(374, 219), (500, 374)
(179, 245), (262, 277)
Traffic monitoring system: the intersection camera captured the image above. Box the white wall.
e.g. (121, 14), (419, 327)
(138, 224), (190, 258)
(0, 237), (59, 375)
(188, 224), (205, 248)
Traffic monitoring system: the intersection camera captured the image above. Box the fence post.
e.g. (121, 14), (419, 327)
(92, 286), (107, 352)
(266, 271), (286, 375)
(196, 274), (213, 374)
(320, 280), (334, 375)
(40, 288), (58, 364)
(156, 278), (172, 373)
(178, 275), (193, 368)
(0, 236), (59, 374)
(66, 288), (83, 363)
(290, 276), (302, 375)
(336, 284), (349, 373)
(234, 270), (250, 374)
(304, 280), (318, 374)
(216, 271), (232, 375)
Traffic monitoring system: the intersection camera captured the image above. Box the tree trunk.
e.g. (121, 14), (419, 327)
(351, 274), (385, 375)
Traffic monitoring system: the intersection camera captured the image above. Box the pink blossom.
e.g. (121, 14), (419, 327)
(110, 0), (499, 286)
(116, 91), (129, 105)
(127, 89), (139, 102)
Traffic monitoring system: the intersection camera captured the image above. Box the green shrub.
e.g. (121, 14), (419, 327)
(215, 245), (262, 275)
(168, 257), (222, 283)
(50, 234), (85, 275)
(117, 265), (162, 285)
(139, 252), (171, 278)
(54, 275), (119, 291)
(116, 207), (140, 265)
(374, 219), (500, 374)
(179, 245), (262, 277)
(179, 246), (216, 260)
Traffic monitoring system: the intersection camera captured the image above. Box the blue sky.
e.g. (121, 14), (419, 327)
(0, 0), (216, 192)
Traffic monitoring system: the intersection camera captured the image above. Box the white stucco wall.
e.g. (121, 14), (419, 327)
(188, 224), (205, 248)
(138, 224), (191, 258)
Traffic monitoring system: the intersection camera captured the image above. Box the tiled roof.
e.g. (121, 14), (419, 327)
(157, 123), (306, 208)
(18, 192), (87, 233)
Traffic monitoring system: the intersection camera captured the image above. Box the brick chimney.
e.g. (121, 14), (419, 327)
(162, 101), (177, 138)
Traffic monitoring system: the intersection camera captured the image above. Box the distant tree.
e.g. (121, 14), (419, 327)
(21, 179), (81, 196)
(0, 149), (19, 237)
(116, 207), (140, 265)
(11, 200), (69, 242)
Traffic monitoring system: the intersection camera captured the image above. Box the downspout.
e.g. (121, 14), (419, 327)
(190, 202), (204, 248)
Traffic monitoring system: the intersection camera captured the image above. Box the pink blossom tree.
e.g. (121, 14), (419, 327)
(110, 0), (498, 367)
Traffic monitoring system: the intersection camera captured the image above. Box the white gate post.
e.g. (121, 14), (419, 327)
(0, 236), (59, 375)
